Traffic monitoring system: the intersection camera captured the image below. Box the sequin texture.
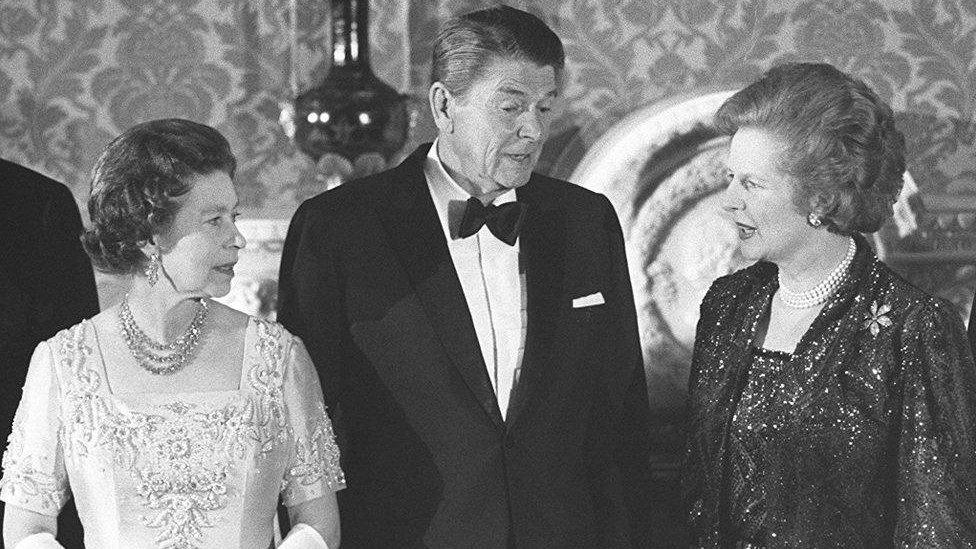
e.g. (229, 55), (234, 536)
(683, 236), (976, 547)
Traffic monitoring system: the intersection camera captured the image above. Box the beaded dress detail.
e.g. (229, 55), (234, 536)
(684, 236), (976, 548)
(0, 317), (345, 549)
(726, 346), (794, 543)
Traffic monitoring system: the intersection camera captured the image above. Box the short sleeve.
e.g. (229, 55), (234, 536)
(895, 299), (976, 546)
(0, 340), (70, 515)
(280, 335), (346, 507)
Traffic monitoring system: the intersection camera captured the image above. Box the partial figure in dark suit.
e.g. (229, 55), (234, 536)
(278, 5), (653, 548)
(0, 158), (98, 549)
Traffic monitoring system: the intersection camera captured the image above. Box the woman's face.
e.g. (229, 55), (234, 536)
(155, 171), (245, 298)
(722, 127), (812, 264)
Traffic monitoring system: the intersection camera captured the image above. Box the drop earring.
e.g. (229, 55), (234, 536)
(145, 253), (161, 286)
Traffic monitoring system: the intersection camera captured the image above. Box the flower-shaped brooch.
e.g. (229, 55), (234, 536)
(863, 301), (893, 336)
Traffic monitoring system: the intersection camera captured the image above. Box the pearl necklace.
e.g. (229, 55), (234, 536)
(119, 296), (209, 375)
(777, 237), (856, 309)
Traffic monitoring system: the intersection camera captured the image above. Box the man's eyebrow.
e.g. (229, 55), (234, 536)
(495, 86), (559, 98)
(496, 86), (527, 96)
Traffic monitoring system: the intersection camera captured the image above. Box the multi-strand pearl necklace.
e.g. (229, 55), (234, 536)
(119, 296), (209, 375)
(777, 237), (856, 309)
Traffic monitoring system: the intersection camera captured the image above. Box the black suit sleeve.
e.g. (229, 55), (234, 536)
(278, 200), (345, 415)
(31, 184), (99, 341)
(596, 195), (654, 546)
(0, 173), (96, 549)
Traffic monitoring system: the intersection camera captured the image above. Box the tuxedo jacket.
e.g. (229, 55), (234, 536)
(0, 158), (98, 549)
(278, 144), (652, 548)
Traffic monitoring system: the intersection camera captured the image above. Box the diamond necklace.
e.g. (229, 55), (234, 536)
(118, 295), (209, 375)
(777, 237), (856, 309)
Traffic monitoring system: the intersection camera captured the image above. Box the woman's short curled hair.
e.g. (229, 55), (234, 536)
(715, 62), (906, 234)
(431, 5), (565, 98)
(81, 118), (236, 274)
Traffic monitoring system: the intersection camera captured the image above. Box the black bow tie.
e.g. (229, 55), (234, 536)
(457, 197), (527, 246)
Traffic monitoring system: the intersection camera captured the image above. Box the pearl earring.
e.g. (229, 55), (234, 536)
(807, 212), (823, 228)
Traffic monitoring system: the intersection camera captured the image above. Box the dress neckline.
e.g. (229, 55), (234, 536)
(749, 344), (793, 361)
(89, 315), (254, 398)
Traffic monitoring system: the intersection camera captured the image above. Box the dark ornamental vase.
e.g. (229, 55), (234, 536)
(290, 0), (409, 162)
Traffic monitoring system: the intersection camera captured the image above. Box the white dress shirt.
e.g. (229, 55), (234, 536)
(423, 140), (527, 419)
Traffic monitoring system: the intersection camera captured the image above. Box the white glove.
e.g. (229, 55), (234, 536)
(14, 532), (64, 549)
(278, 523), (329, 549)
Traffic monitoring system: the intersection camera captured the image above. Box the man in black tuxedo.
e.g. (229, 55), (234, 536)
(0, 158), (98, 549)
(278, 6), (652, 547)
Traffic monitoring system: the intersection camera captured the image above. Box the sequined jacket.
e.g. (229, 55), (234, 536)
(684, 237), (976, 548)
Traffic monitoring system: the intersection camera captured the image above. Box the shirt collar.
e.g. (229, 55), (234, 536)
(424, 139), (516, 240)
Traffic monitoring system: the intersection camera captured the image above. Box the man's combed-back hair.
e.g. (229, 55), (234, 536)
(431, 5), (565, 98)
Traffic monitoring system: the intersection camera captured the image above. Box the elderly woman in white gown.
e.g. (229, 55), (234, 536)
(0, 119), (344, 549)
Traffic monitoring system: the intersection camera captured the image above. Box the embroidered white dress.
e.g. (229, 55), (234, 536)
(0, 318), (345, 549)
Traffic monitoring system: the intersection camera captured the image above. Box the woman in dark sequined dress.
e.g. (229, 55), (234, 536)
(683, 63), (976, 548)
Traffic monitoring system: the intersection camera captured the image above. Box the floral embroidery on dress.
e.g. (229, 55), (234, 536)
(0, 319), (344, 548)
(136, 401), (236, 549)
(243, 320), (288, 455)
(0, 425), (67, 513)
(54, 321), (292, 549)
(60, 324), (157, 468)
(283, 401), (346, 502)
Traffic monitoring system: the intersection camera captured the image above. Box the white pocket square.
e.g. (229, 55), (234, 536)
(572, 292), (605, 308)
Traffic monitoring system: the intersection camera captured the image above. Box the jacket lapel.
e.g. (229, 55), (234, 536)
(710, 268), (775, 535)
(505, 177), (565, 428)
(784, 235), (877, 403)
(375, 145), (505, 429)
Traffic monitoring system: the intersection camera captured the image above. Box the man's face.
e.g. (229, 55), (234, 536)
(437, 57), (558, 195)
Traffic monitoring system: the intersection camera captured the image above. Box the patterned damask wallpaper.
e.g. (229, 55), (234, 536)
(1, 0), (973, 220)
